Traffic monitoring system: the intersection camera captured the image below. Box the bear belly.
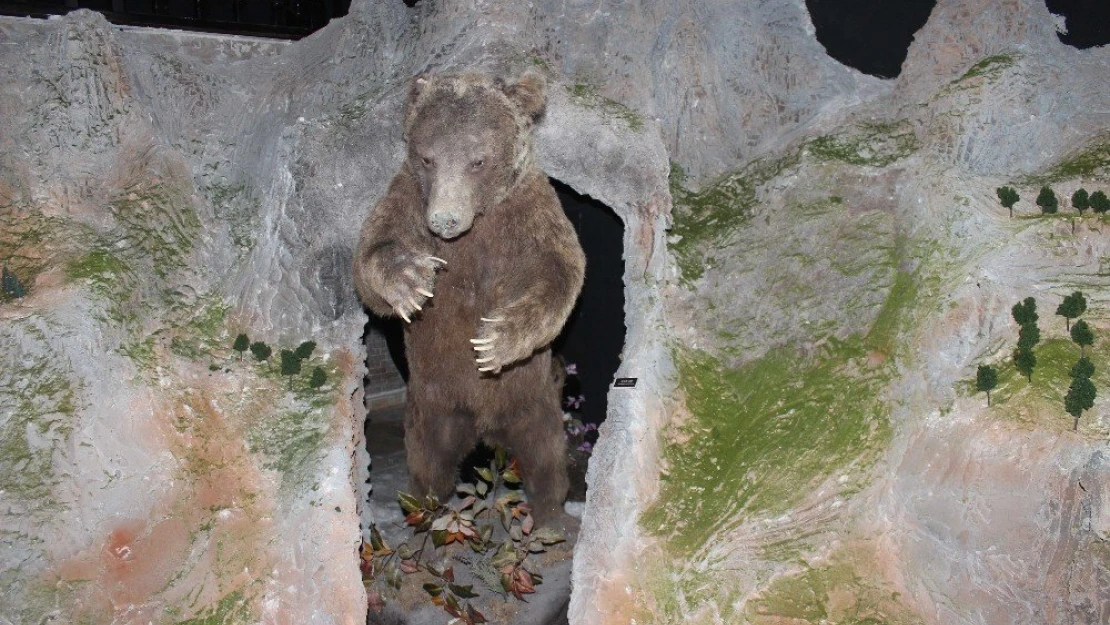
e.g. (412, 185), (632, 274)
(402, 284), (556, 433)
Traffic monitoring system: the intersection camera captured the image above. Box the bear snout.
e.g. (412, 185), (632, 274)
(427, 210), (471, 240)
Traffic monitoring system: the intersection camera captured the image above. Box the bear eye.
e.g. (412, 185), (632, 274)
(470, 159), (485, 170)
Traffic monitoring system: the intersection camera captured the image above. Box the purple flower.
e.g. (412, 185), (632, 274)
(565, 363), (578, 375)
(562, 394), (586, 409)
(584, 423), (598, 432)
(576, 441), (593, 453)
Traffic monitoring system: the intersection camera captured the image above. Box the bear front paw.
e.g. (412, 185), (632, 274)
(469, 313), (533, 374)
(378, 253), (446, 323)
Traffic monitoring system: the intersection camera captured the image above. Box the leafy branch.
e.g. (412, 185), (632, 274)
(362, 448), (565, 622)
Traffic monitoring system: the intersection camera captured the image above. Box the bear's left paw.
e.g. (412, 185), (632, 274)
(470, 314), (532, 375)
(470, 315), (504, 374)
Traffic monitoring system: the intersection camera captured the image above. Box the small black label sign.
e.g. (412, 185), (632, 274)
(613, 377), (638, 388)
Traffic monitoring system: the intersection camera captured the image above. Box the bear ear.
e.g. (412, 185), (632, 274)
(403, 74), (430, 136)
(407, 74), (430, 106)
(503, 69), (547, 122)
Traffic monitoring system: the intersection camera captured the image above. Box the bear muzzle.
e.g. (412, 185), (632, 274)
(426, 179), (476, 240)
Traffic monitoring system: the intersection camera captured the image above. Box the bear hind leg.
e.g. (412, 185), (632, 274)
(404, 403), (478, 502)
(497, 399), (570, 530)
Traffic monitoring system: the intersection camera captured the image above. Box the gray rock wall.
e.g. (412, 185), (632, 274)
(3, 0), (1108, 623)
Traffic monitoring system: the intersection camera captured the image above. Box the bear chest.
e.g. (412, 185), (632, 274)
(431, 243), (500, 315)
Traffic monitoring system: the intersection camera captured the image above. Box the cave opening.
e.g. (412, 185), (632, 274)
(362, 176), (627, 514)
(805, 0), (937, 79)
(1044, 0), (1110, 49)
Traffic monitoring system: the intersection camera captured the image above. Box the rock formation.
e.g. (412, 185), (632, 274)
(1, 0), (1106, 623)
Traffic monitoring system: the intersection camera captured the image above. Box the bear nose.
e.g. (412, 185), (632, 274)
(430, 212), (460, 232)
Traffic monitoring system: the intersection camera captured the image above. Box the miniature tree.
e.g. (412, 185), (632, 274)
(1090, 190), (1110, 214)
(1064, 375), (1096, 431)
(233, 333), (250, 360)
(1017, 322), (1041, 351)
(309, 366), (328, 390)
(294, 340), (317, 361)
(1071, 188), (1090, 215)
(1070, 356), (1095, 380)
(1036, 186), (1058, 214)
(997, 186), (1020, 217)
(1070, 319), (1094, 356)
(2, 263), (26, 299)
(976, 364), (998, 406)
(250, 341), (272, 362)
(1012, 297), (1038, 326)
(1055, 291), (1086, 331)
(1014, 347), (1036, 382)
(280, 349), (302, 388)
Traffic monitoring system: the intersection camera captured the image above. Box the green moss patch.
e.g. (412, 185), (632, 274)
(248, 405), (330, 494)
(167, 298), (231, 362)
(1024, 139), (1110, 185)
(174, 590), (254, 625)
(954, 54), (1016, 85)
(808, 121), (918, 168)
(565, 82), (645, 131)
(110, 186), (201, 279)
(1, 204), (91, 301)
(746, 559), (924, 625)
(642, 342), (892, 553)
(0, 320), (81, 514)
(668, 154), (800, 283)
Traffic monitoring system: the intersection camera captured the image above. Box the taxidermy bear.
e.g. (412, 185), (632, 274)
(354, 69), (586, 526)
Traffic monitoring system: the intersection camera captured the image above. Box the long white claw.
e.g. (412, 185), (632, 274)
(408, 297), (422, 312)
(480, 316), (504, 323)
(415, 288), (434, 298)
(469, 337), (494, 345)
(472, 344), (493, 352)
(475, 356), (494, 364)
(398, 309), (411, 323)
(427, 256), (448, 265)
(478, 366), (496, 372)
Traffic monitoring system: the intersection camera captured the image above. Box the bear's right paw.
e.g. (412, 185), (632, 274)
(377, 254), (445, 323)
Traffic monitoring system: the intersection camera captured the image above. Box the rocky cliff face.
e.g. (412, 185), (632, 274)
(0, 11), (374, 624)
(1, 0), (1107, 623)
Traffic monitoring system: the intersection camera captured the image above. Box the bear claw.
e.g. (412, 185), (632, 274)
(415, 288), (434, 298)
(426, 256), (448, 266)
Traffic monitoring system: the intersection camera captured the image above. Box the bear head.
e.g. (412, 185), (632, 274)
(403, 70), (547, 240)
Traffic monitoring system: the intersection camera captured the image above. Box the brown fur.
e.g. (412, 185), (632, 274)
(354, 71), (585, 525)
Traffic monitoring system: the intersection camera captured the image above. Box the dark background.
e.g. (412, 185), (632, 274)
(806, 0), (1110, 79)
(550, 180), (626, 429)
(0, 0), (352, 38)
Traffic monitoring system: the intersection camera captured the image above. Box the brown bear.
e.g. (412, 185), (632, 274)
(353, 70), (586, 527)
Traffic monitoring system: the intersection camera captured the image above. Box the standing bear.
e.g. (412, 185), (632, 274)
(354, 70), (586, 526)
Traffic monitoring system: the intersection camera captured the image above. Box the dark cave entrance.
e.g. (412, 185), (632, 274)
(805, 0), (936, 79)
(362, 177), (626, 501)
(1044, 0), (1110, 49)
(549, 179), (626, 436)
